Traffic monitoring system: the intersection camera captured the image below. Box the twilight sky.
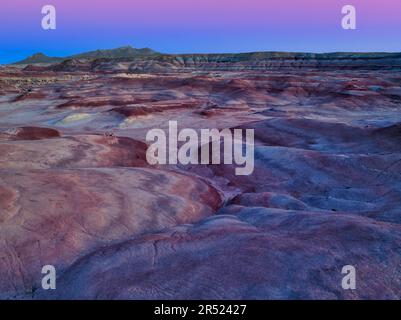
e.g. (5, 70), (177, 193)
(1, 0), (401, 63)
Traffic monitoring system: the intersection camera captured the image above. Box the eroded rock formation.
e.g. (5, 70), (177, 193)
(0, 55), (400, 299)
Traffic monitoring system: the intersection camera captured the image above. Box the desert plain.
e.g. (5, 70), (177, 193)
(0, 52), (401, 299)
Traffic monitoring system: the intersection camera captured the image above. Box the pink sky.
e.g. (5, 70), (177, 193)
(1, 0), (401, 63)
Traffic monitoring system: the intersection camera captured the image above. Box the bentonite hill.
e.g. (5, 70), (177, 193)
(0, 49), (401, 299)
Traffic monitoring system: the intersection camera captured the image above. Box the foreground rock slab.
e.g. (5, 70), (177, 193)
(0, 168), (221, 298)
(38, 206), (401, 299)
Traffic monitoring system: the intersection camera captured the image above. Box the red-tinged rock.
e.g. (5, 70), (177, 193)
(0, 134), (150, 169)
(0, 168), (222, 299)
(36, 206), (401, 300)
(0, 127), (60, 141)
(1, 60), (401, 300)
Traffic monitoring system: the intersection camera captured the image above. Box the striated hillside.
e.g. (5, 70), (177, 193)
(17, 51), (401, 72)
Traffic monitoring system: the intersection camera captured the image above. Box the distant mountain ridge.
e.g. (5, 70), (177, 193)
(69, 46), (158, 59)
(14, 53), (64, 65)
(11, 47), (401, 71)
(12, 46), (160, 65)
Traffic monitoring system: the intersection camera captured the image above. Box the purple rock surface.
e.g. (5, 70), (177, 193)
(0, 56), (400, 299)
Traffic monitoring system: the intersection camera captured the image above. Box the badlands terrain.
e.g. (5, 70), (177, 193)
(0, 51), (401, 299)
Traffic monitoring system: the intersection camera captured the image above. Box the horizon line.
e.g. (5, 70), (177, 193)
(4, 46), (401, 65)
